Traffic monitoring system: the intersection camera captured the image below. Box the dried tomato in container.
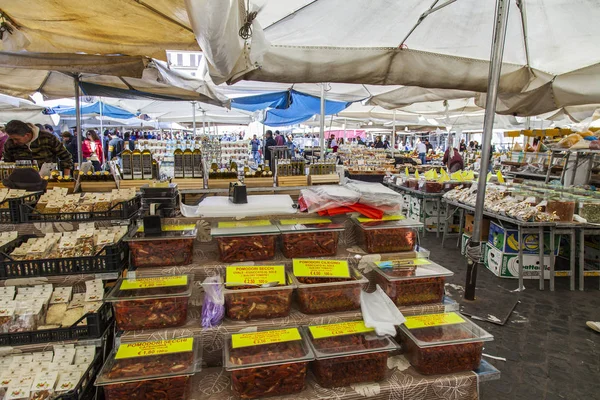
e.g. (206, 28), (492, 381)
(105, 274), (192, 331)
(397, 312), (493, 375)
(95, 337), (199, 400)
(305, 321), (398, 387)
(211, 221), (279, 263)
(225, 328), (314, 399)
(125, 223), (197, 267)
(353, 217), (422, 254)
(371, 258), (453, 306)
(276, 218), (344, 258)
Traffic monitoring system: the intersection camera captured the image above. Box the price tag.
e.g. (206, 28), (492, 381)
(218, 220), (271, 228)
(137, 224), (196, 232)
(309, 321), (374, 339)
(376, 259), (431, 268)
(279, 218), (332, 225)
(293, 259), (350, 278)
(357, 215), (405, 223)
(226, 266), (286, 286)
(120, 275), (188, 290)
(115, 338), (194, 359)
(231, 328), (301, 349)
(404, 312), (465, 330)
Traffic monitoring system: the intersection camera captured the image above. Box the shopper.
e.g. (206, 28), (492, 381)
(274, 130), (285, 146)
(251, 134), (261, 164)
(374, 136), (385, 149)
(357, 136), (366, 146)
(107, 132), (124, 162)
(416, 140), (427, 165)
(286, 134), (297, 157)
(424, 139), (433, 153)
(0, 125), (8, 159)
(263, 130), (277, 167)
(61, 131), (78, 162)
(82, 129), (104, 171)
(459, 139), (467, 152)
(329, 134), (338, 153)
(3, 120), (73, 176)
(443, 146), (464, 173)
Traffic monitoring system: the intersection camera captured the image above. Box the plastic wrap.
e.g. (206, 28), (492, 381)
(299, 185), (360, 214)
(202, 276), (225, 328)
(557, 133), (583, 149)
(344, 179), (404, 213)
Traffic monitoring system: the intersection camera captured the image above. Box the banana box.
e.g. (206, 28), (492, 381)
(487, 221), (560, 256)
(483, 243), (561, 279)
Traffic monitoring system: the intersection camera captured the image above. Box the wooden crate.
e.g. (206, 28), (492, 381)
(244, 177), (274, 188)
(277, 176), (308, 187)
(207, 179), (238, 189)
(46, 181), (76, 194)
(172, 178), (205, 190)
(309, 174), (340, 186)
(80, 182), (118, 192)
(118, 179), (155, 191)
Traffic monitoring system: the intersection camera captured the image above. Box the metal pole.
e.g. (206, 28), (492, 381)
(319, 84), (326, 160)
(343, 119), (347, 144)
(465, 0), (511, 300)
(192, 101), (197, 137)
(392, 110), (396, 157)
(202, 110), (207, 136)
(74, 75), (83, 166)
(99, 97), (103, 137)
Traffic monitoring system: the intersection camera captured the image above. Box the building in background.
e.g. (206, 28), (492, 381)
(166, 51), (203, 76)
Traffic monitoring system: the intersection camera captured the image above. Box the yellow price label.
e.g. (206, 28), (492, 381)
(309, 321), (374, 339)
(137, 224), (196, 232)
(218, 220), (271, 228)
(231, 328), (301, 349)
(375, 258), (431, 268)
(357, 215), (405, 223)
(293, 259), (350, 278)
(226, 265), (286, 286)
(115, 338), (194, 359)
(120, 275), (188, 290)
(404, 312), (465, 330)
(279, 218), (332, 225)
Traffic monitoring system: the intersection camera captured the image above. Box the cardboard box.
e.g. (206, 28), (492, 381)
(464, 214), (491, 240)
(409, 197), (445, 218)
(487, 221), (560, 255)
(483, 244), (570, 279)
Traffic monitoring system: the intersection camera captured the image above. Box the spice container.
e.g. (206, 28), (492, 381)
(291, 265), (368, 314)
(579, 199), (600, 223)
(398, 312), (493, 375)
(276, 218), (344, 258)
(224, 266), (295, 320)
(105, 274), (192, 330)
(305, 321), (398, 387)
(125, 224), (197, 267)
(371, 259), (453, 306)
(353, 217), (421, 253)
(546, 198), (575, 222)
(95, 337), (199, 400)
(211, 221), (279, 263)
(224, 328), (314, 399)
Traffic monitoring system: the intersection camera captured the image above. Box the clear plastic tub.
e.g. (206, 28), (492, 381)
(224, 328), (314, 399)
(211, 222), (279, 262)
(291, 267), (368, 314)
(95, 337), (199, 400)
(371, 259), (453, 306)
(224, 273), (295, 320)
(276, 218), (344, 258)
(353, 218), (422, 254)
(398, 312), (493, 375)
(546, 199), (576, 222)
(105, 274), (192, 330)
(305, 322), (398, 387)
(421, 181), (443, 193)
(125, 225), (197, 267)
(579, 199), (600, 223)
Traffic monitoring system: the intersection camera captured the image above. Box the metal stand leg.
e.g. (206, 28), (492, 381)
(570, 229), (576, 291)
(549, 227), (556, 291)
(441, 202), (449, 248)
(518, 225), (524, 291)
(421, 198), (426, 238)
(579, 229), (585, 291)
(538, 226), (545, 290)
(458, 209), (464, 248)
(436, 198), (441, 238)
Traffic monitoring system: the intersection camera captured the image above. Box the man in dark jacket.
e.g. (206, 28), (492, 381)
(4, 120), (73, 175)
(61, 131), (78, 162)
(107, 132), (124, 161)
(263, 130), (277, 167)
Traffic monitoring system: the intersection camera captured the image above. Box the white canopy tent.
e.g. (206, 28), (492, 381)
(0, 94), (56, 125)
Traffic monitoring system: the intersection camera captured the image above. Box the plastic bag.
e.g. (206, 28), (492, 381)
(299, 185), (360, 214)
(360, 285), (406, 336)
(590, 140), (600, 150)
(201, 276), (225, 328)
(344, 179), (404, 214)
(557, 133), (583, 149)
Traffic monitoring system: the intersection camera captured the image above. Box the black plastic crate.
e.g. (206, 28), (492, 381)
(0, 191), (42, 223)
(21, 195), (142, 222)
(56, 350), (104, 400)
(0, 235), (128, 278)
(140, 183), (178, 198)
(0, 301), (113, 346)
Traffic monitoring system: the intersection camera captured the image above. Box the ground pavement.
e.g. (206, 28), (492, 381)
(421, 236), (600, 400)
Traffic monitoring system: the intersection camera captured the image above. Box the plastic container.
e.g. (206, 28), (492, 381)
(305, 324), (398, 387)
(422, 181), (443, 193)
(398, 312), (493, 375)
(579, 199), (600, 223)
(546, 199), (575, 222)
(95, 337), (199, 400)
(0, 191), (42, 223)
(371, 259), (453, 306)
(140, 183), (178, 198)
(224, 273), (295, 321)
(125, 225), (197, 267)
(224, 329), (314, 399)
(291, 267), (368, 314)
(211, 222), (279, 263)
(406, 179), (419, 189)
(353, 218), (421, 254)
(105, 274), (192, 330)
(276, 219), (344, 258)
(21, 196), (141, 222)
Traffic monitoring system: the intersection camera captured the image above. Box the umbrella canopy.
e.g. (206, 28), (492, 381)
(55, 102), (137, 119)
(0, 94), (56, 125)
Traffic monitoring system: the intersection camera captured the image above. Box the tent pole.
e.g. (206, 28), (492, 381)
(74, 74), (83, 167)
(343, 119), (347, 144)
(99, 97), (104, 137)
(465, 0), (511, 300)
(392, 110), (396, 157)
(319, 84), (326, 160)
(202, 111), (207, 136)
(192, 101), (197, 137)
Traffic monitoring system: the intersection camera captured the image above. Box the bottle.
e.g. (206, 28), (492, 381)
(173, 147), (184, 179)
(121, 148), (133, 179)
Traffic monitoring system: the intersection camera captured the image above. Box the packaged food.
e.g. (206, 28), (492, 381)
(291, 264), (368, 314)
(305, 321), (398, 387)
(105, 275), (192, 331)
(0, 301), (15, 333)
(398, 312), (493, 375)
(211, 221), (279, 263)
(224, 328), (314, 399)
(95, 337), (199, 400)
(125, 224), (197, 267)
(579, 199), (600, 223)
(353, 217), (421, 253)
(276, 218), (344, 258)
(406, 179), (419, 189)
(371, 258), (453, 306)
(546, 199), (576, 222)
(422, 180), (443, 193)
(224, 267), (294, 321)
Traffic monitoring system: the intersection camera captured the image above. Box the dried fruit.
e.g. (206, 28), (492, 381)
(224, 286), (292, 320)
(128, 239), (194, 267)
(281, 231), (339, 258)
(216, 235), (276, 263)
(295, 276), (362, 314)
(362, 227), (417, 253)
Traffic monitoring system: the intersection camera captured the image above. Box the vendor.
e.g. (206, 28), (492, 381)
(443, 146), (464, 173)
(3, 120), (73, 176)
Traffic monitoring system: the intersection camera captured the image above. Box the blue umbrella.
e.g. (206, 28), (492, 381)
(54, 101), (137, 119)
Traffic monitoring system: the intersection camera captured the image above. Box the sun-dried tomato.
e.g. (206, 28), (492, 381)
(225, 286), (292, 320)
(129, 239), (194, 267)
(104, 375), (189, 400)
(281, 231), (339, 258)
(113, 297), (189, 330)
(375, 275), (445, 306)
(296, 276), (361, 314)
(216, 235), (276, 263)
(399, 326), (484, 375)
(312, 352), (388, 387)
(362, 227), (416, 253)
(105, 352), (194, 379)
